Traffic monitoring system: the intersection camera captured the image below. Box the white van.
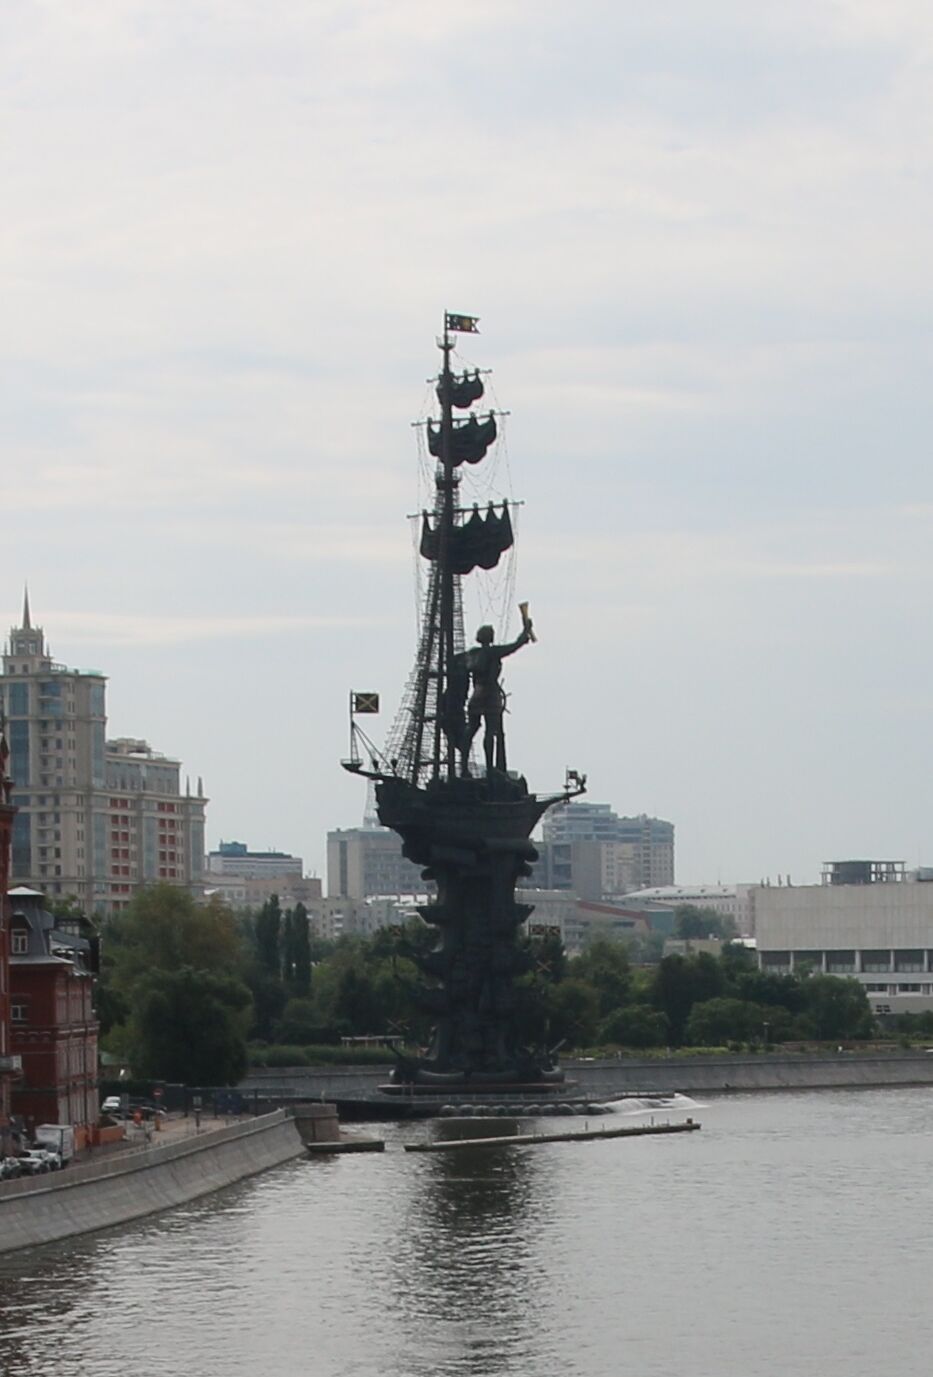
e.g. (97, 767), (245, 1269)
(35, 1125), (75, 1165)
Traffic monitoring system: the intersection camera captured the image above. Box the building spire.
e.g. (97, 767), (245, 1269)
(22, 584), (31, 631)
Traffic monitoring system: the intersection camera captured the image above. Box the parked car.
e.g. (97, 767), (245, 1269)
(1, 1156), (23, 1181)
(101, 1095), (123, 1116)
(33, 1145), (62, 1171)
(17, 1150), (53, 1175)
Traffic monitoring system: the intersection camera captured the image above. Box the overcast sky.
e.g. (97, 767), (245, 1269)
(4, 1), (933, 886)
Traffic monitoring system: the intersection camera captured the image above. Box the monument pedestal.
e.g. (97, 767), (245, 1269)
(376, 771), (564, 1090)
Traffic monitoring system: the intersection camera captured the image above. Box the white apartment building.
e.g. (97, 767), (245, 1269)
(624, 883), (759, 935)
(2, 599), (207, 915)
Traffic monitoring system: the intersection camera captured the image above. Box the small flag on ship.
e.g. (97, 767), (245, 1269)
(352, 692), (380, 714)
(445, 312), (479, 334)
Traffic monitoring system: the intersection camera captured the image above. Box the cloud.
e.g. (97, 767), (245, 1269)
(4, 2), (933, 882)
(7, 610), (379, 648)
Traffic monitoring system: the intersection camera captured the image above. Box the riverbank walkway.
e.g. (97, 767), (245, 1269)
(74, 1112), (245, 1165)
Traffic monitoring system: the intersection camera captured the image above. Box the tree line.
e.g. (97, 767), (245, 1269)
(95, 886), (881, 1085)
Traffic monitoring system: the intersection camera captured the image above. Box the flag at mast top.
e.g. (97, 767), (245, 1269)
(445, 312), (479, 334)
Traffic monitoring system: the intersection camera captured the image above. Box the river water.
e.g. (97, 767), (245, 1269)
(2, 1088), (933, 1377)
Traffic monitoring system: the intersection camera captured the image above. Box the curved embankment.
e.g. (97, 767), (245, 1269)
(0, 1110), (305, 1257)
(241, 1051), (933, 1103)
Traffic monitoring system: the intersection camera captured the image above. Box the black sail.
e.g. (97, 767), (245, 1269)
(436, 369), (485, 410)
(420, 502), (514, 575)
(427, 412), (497, 465)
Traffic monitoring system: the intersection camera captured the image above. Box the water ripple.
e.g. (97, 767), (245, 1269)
(3, 1092), (933, 1376)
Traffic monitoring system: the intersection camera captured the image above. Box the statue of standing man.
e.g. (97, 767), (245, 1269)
(458, 609), (534, 776)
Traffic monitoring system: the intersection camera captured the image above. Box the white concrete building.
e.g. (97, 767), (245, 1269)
(755, 863), (933, 1014)
(624, 883), (759, 935)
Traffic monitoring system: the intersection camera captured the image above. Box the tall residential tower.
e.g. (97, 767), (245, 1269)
(1, 596), (207, 914)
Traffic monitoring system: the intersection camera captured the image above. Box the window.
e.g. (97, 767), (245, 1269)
(11, 1004), (27, 1023)
(11, 930), (28, 954)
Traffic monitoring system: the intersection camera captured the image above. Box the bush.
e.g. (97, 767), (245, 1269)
(247, 1043), (399, 1068)
(249, 1045), (311, 1068)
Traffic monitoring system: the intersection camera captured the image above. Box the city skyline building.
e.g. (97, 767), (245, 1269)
(326, 825), (427, 900)
(623, 883), (759, 935)
(1, 597), (207, 915)
(205, 839), (320, 912)
(207, 840), (303, 881)
(532, 802), (675, 898)
(754, 859), (933, 1016)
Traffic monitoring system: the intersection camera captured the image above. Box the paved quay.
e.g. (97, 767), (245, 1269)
(74, 1112), (245, 1164)
(1, 1109), (307, 1256)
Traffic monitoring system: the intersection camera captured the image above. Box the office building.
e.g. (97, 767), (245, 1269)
(1, 597), (207, 914)
(207, 840), (303, 882)
(204, 841), (319, 911)
(532, 803), (674, 898)
(327, 825), (426, 900)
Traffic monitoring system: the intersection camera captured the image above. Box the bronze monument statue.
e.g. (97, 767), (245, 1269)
(450, 616), (533, 776)
(343, 313), (584, 1092)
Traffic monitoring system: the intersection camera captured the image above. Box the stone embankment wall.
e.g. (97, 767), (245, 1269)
(569, 1052), (933, 1096)
(0, 1110), (304, 1257)
(241, 1052), (933, 1102)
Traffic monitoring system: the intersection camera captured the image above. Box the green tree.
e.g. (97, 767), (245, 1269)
(106, 885), (242, 994)
(242, 964), (288, 1042)
(652, 952), (724, 1044)
(282, 907), (298, 991)
(798, 975), (875, 1040)
(674, 904), (737, 941)
(255, 895), (282, 977)
(128, 966), (253, 1084)
(599, 1004), (670, 1048)
(525, 929), (568, 984)
(684, 997), (794, 1045)
(332, 965), (386, 1033)
(546, 979), (601, 1050)
(571, 938), (631, 1016)
(276, 997), (340, 1045)
(290, 902), (311, 997)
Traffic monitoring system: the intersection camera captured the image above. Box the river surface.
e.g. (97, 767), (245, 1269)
(2, 1088), (933, 1377)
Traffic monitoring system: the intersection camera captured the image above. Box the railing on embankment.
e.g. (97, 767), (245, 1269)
(0, 1110), (305, 1256)
(239, 1051), (933, 1103)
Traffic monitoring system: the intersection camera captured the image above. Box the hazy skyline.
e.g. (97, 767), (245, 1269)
(5, 2), (933, 886)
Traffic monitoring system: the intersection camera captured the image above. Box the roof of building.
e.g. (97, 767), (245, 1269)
(625, 884), (737, 900)
(8, 888), (97, 974)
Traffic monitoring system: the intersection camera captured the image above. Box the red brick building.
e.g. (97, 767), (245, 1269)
(0, 725), (18, 1155)
(9, 887), (99, 1147)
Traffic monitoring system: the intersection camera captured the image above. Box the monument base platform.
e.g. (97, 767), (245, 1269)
(378, 1080), (571, 1097)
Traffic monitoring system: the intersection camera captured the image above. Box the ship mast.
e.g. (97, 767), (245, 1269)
(383, 311), (507, 786)
(406, 321), (459, 783)
(435, 323), (457, 782)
